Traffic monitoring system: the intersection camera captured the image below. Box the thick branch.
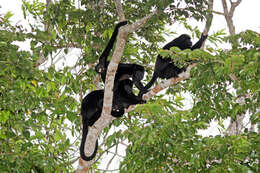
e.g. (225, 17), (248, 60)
(202, 0), (214, 48)
(128, 10), (158, 33)
(77, 1), (157, 171)
(76, 23), (128, 173)
(221, 0), (234, 34)
(221, 0), (241, 35)
(124, 64), (197, 114)
(222, 0), (229, 15)
(115, 0), (125, 20)
(203, 0), (214, 35)
(230, 0), (242, 16)
(142, 63), (197, 100)
(221, 0), (244, 135)
(226, 73), (248, 135)
(102, 30), (128, 118)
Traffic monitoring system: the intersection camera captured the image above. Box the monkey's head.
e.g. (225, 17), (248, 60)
(175, 34), (192, 50)
(166, 34), (192, 50)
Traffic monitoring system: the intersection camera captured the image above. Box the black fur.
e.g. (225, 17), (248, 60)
(80, 79), (145, 161)
(112, 79), (145, 113)
(95, 21), (146, 92)
(141, 34), (208, 94)
(80, 90), (103, 161)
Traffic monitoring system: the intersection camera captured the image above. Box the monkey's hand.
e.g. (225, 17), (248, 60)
(139, 99), (146, 104)
(137, 94), (146, 104)
(201, 33), (208, 40)
(138, 89), (149, 98)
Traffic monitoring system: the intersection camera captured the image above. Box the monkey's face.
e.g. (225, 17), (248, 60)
(178, 34), (192, 49)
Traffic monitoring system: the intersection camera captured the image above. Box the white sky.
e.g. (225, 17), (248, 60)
(1, 0), (260, 33)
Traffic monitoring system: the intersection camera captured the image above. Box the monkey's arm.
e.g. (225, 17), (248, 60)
(191, 34), (208, 50)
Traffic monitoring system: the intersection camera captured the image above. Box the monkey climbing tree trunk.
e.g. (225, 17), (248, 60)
(77, 0), (211, 171)
(76, 0), (158, 171)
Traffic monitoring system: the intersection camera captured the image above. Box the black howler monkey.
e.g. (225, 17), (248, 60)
(95, 21), (146, 92)
(80, 90), (103, 161)
(140, 33), (208, 94)
(80, 79), (145, 161)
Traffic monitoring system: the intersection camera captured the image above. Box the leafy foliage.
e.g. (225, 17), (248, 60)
(120, 30), (260, 173)
(0, 0), (259, 172)
(0, 13), (78, 172)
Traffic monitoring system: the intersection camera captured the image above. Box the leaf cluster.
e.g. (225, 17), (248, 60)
(119, 30), (260, 172)
(0, 14), (80, 172)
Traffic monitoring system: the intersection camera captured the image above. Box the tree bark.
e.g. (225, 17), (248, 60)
(76, 1), (158, 171)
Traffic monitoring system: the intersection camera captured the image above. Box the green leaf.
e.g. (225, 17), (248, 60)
(0, 111), (10, 123)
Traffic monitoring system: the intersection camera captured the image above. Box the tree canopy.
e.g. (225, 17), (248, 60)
(0, 0), (259, 172)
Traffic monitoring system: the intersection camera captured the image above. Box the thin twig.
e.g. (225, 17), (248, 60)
(106, 143), (118, 169)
